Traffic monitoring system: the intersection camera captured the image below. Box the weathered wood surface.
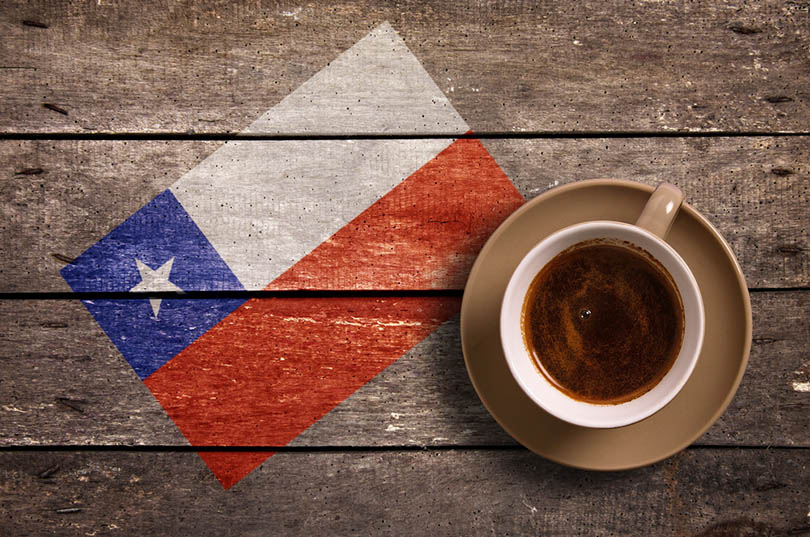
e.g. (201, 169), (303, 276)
(0, 291), (805, 447)
(1, 449), (808, 536)
(2, 0), (809, 134)
(2, 0), (808, 529)
(2, 136), (807, 292)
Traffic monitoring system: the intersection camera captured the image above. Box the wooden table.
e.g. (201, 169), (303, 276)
(1, 2), (808, 535)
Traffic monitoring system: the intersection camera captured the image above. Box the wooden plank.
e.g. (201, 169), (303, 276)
(0, 291), (806, 448)
(2, 137), (807, 292)
(1, 448), (808, 535)
(1, 1), (809, 134)
(485, 136), (810, 291)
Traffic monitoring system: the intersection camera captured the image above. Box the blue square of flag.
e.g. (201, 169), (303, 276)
(61, 190), (246, 379)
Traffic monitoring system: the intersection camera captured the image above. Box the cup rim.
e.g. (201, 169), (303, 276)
(500, 220), (705, 428)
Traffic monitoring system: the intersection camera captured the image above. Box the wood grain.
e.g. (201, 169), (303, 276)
(1, 0), (808, 134)
(1, 137), (807, 292)
(0, 291), (805, 447)
(1, 449), (808, 536)
(2, 0), (807, 529)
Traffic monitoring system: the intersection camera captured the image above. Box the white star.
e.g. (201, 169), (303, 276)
(129, 257), (183, 319)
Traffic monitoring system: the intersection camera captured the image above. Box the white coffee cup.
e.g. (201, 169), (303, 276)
(500, 183), (705, 428)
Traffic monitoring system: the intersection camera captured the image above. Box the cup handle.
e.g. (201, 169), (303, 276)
(635, 183), (685, 240)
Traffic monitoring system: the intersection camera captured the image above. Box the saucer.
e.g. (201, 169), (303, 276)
(460, 179), (752, 470)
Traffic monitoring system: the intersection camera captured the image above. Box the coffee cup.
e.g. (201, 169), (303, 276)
(500, 183), (705, 428)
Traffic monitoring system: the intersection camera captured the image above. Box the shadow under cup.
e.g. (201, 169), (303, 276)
(500, 220), (705, 429)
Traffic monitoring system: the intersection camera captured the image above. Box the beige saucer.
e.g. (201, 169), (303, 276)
(461, 179), (752, 470)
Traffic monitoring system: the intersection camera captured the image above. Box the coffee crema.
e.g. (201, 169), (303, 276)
(522, 239), (685, 405)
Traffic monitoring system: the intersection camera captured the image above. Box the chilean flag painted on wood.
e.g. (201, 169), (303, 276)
(60, 22), (524, 489)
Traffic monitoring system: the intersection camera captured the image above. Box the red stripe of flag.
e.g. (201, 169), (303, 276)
(144, 136), (524, 489)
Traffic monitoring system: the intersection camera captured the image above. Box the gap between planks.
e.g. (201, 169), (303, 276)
(0, 132), (809, 141)
(0, 288), (806, 300)
(0, 444), (806, 453)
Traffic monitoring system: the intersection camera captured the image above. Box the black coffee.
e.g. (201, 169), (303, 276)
(522, 239), (685, 404)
